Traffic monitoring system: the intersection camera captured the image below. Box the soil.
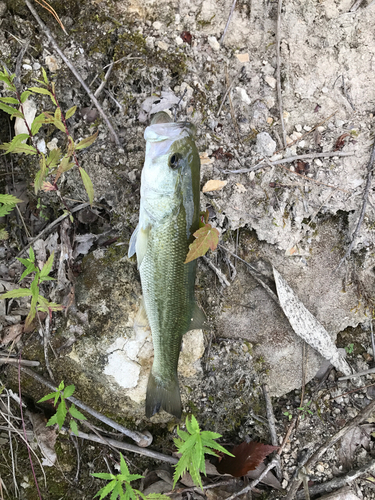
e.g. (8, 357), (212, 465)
(1, 0), (375, 499)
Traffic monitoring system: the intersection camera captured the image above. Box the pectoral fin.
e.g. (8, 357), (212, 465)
(134, 296), (149, 331)
(187, 303), (206, 331)
(136, 226), (150, 268)
(128, 224), (139, 258)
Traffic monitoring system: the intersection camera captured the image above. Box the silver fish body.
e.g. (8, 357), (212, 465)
(128, 112), (204, 418)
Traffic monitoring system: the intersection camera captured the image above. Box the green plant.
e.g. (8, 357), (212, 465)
(0, 247), (63, 329)
(173, 414), (233, 489)
(0, 66), (96, 205)
(283, 410), (293, 420)
(0, 193), (22, 240)
(92, 453), (168, 500)
(37, 380), (86, 436)
(297, 400), (314, 420)
(345, 343), (354, 354)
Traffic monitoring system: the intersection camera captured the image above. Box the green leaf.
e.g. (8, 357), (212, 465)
(62, 384), (75, 398)
(42, 67), (49, 85)
(0, 143), (37, 155)
(31, 113), (47, 135)
(3, 134), (31, 154)
(35, 155), (47, 193)
(92, 473), (115, 481)
(79, 167), (94, 206)
(19, 262), (38, 282)
(20, 91), (32, 103)
(29, 247), (35, 261)
(30, 276), (39, 300)
(0, 228), (9, 240)
(69, 404), (87, 421)
(120, 454), (130, 477)
(185, 224), (219, 264)
(40, 251), (54, 277)
(38, 391), (59, 403)
(75, 131), (98, 150)
(54, 119), (66, 133)
(29, 87), (53, 96)
(17, 257), (32, 267)
(70, 419), (79, 436)
(0, 193), (22, 207)
(93, 479), (117, 499)
(56, 399), (67, 429)
(66, 105), (77, 119)
(46, 148), (61, 169)
(0, 102), (21, 117)
(46, 414), (58, 427)
(0, 288), (32, 299)
(58, 380), (65, 391)
(0, 97), (19, 104)
(145, 494), (170, 499)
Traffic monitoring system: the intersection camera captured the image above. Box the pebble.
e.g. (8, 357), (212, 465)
(152, 21), (162, 30)
(156, 41), (169, 51)
(295, 124), (302, 132)
(265, 75), (277, 89)
(236, 87), (251, 105)
(33, 62), (41, 70)
(256, 132), (276, 156)
(316, 463), (325, 473)
(208, 36), (220, 51)
(314, 159), (323, 167)
(175, 36), (183, 45)
(22, 64), (32, 71)
(0, 2), (7, 17)
(304, 125), (312, 131)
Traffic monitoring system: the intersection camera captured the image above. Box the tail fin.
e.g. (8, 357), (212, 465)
(145, 371), (181, 419)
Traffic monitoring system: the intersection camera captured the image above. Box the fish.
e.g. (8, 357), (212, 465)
(128, 111), (205, 419)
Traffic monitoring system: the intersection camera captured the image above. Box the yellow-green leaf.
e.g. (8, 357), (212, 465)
(65, 105), (77, 119)
(79, 167), (94, 206)
(75, 131), (98, 151)
(29, 87), (53, 96)
(184, 224), (219, 264)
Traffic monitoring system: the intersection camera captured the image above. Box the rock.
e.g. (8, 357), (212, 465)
(156, 40), (169, 51)
(208, 36), (220, 51)
(265, 75), (276, 89)
(255, 132), (276, 156)
(319, 486), (361, 500)
(44, 55), (61, 72)
(236, 87), (251, 105)
(0, 1), (6, 16)
(152, 21), (162, 30)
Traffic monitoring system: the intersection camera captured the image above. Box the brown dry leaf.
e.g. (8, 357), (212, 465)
(338, 425), (373, 469)
(216, 441), (278, 477)
(27, 411), (57, 467)
(0, 323), (23, 347)
(202, 180), (228, 193)
(247, 462), (282, 490)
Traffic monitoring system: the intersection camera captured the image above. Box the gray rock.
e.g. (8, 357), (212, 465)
(255, 132), (276, 156)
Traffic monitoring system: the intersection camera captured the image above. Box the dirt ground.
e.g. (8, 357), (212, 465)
(1, 0), (375, 498)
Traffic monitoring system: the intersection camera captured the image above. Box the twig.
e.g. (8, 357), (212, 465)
(70, 429), (178, 464)
(350, 0), (365, 11)
(276, 0), (286, 148)
(223, 151), (354, 174)
(202, 256), (230, 287)
(220, 0), (237, 45)
(296, 459), (375, 499)
(216, 82), (234, 117)
(226, 457), (279, 500)
(0, 358), (40, 367)
(24, 0), (121, 146)
(69, 433), (81, 482)
(37, 312), (54, 382)
(17, 357), (43, 500)
(218, 244), (280, 305)
(15, 202), (89, 259)
(336, 139), (375, 270)
(225, 69), (241, 141)
(371, 320), (375, 366)
(93, 62), (114, 99)
(4, 389), (20, 498)
(285, 398), (375, 499)
(338, 367), (375, 381)
(278, 415), (298, 456)
(298, 342), (307, 429)
(16, 366), (153, 447)
(262, 384), (281, 479)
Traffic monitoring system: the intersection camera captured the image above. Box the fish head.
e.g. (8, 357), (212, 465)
(140, 113), (200, 236)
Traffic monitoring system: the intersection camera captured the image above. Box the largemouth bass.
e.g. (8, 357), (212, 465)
(128, 111), (205, 418)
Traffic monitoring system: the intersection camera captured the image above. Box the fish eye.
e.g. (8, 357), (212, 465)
(168, 152), (182, 169)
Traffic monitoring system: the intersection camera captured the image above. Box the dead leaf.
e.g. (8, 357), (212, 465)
(73, 233), (97, 258)
(202, 180), (228, 193)
(139, 91), (180, 123)
(235, 53), (250, 63)
(27, 411), (57, 467)
(211, 147), (233, 160)
(334, 133), (350, 151)
(217, 441), (278, 477)
(184, 224), (219, 264)
(0, 323), (23, 346)
(338, 426), (372, 469)
(273, 267), (352, 376)
(247, 462), (282, 490)
(181, 31), (192, 45)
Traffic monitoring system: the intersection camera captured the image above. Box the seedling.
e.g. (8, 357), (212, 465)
(298, 400), (314, 420)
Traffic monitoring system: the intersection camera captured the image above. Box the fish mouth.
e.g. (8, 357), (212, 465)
(145, 121), (196, 143)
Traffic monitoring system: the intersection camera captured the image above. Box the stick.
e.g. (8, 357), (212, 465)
(15, 202), (89, 259)
(371, 320), (375, 364)
(225, 457), (279, 500)
(223, 151), (354, 174)
(262, 384), (282, 479)
(276, 0), (286, 148)
(0, 358), (40, 367)
(71, 429), (178, 464)
(285, 398), (375, 500)
(336, 139), (375, 270)
(350, 0), (365, 11)
(16, 366), (153, 447)
(296, 459), (375, 499)
(216, 82), (234, 117)
(202, 256), (230, 287)
(220, 0), (237, 45)
(338, 367), (375, 381)
(24, 0), (121, 146)
(218, 244), (280, 305)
